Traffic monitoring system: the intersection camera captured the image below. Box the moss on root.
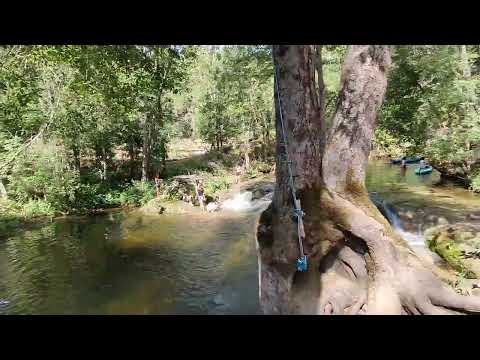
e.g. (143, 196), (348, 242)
(426, 228), (476, 278)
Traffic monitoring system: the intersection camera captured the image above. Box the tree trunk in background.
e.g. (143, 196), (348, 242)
(128, 142), (136, 180)
(0, 179), (7, 199)
(460, 45), (471, 79)
(95, 145), (107, 181)
(101, 146), (107, 181)
(244, 139), (251, 170)
(72, 145), (81, 173)
(160, 142), (167, 177)
(257, 45), (480, 315)
(142, 114), (151, 182)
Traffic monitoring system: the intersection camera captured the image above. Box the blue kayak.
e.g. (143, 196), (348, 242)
(391, 157), (422, 165)
(415, 166), (433, 175)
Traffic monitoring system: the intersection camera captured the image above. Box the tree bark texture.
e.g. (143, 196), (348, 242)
(142, 114), (152, 182)
(256, 45), (480, 315)
(459, 45), (471, 79)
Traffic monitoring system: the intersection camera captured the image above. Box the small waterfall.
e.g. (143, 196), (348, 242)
(370, 193), (425, 247)
(222, 192), (255, 211)
(221, 191), (272, 213)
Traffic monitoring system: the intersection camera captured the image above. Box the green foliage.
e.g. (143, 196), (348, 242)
(377, 45), (480, 186)
(21, 199), (55, 218)
(373, 128), (405, 158)
(470, 170), (480, 192)
(203, 173), (231, 195)
(7, 141), (80, 213)
(0, 45), (197, 216)
(190, 46), (274, 157)
(118, 181), (156, 206)
(323, 45), (347, 124)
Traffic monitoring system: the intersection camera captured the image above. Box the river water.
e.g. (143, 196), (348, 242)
(0, 160), (478, 314)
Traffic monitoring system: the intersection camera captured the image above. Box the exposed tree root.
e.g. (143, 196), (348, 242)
(257, 190), (480, 315)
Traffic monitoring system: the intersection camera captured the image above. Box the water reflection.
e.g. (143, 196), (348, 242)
(0, 210), (260, 315)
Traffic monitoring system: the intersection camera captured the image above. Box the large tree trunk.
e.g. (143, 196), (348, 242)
(142, 114), (152, 182)
(128, 142), (136, 180)
(95, 145), (108, 181)
(256, 45), (480, 315)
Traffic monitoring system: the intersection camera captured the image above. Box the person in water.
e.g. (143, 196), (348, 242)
(419, 157), (427, 169)
(400, 156), (407, 168)
(195, 179), (206, 211)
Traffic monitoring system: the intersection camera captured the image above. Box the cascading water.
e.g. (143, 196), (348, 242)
(221, 191), (272, 213)
(370, 193), (425, 247)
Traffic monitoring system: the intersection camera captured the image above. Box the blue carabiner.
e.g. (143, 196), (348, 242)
(297, 255), (307, 272)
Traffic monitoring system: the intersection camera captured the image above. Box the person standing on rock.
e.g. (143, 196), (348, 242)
(195, 179), (206, 211)
(235, 164), (243, 184)
(154, 174), (162, 197)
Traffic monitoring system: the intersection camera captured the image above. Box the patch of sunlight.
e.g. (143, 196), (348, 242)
(104, 279), (176, 315)
(222, 235), (253, 271)
(116, 211), (253, 252)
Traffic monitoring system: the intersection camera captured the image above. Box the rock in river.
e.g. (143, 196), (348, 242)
(425, 223), (480, 278)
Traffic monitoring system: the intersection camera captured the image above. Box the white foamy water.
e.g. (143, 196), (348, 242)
(221, 191), (272, 213)
(395, 229), (426, 247)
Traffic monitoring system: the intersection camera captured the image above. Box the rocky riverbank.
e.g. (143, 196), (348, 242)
(428, 158), (480, 192)
(139, 175), (275, 216)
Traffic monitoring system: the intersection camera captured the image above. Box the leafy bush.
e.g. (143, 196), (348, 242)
(204, 175), (231, 195)
(117, 180), (156, 206)
(7, 141), (81, 213)
(21, 199), (55, 218)
(72, 183), (108, 211)
(470, 171), (480, 192)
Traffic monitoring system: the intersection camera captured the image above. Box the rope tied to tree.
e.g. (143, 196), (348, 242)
(274, 64), (308, 272)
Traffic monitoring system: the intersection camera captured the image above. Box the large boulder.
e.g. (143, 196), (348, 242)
(241, 181), (274, 201)
(167, 176), (197, 199)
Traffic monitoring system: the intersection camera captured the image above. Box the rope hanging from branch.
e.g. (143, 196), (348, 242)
(274, 63), (307, 272)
